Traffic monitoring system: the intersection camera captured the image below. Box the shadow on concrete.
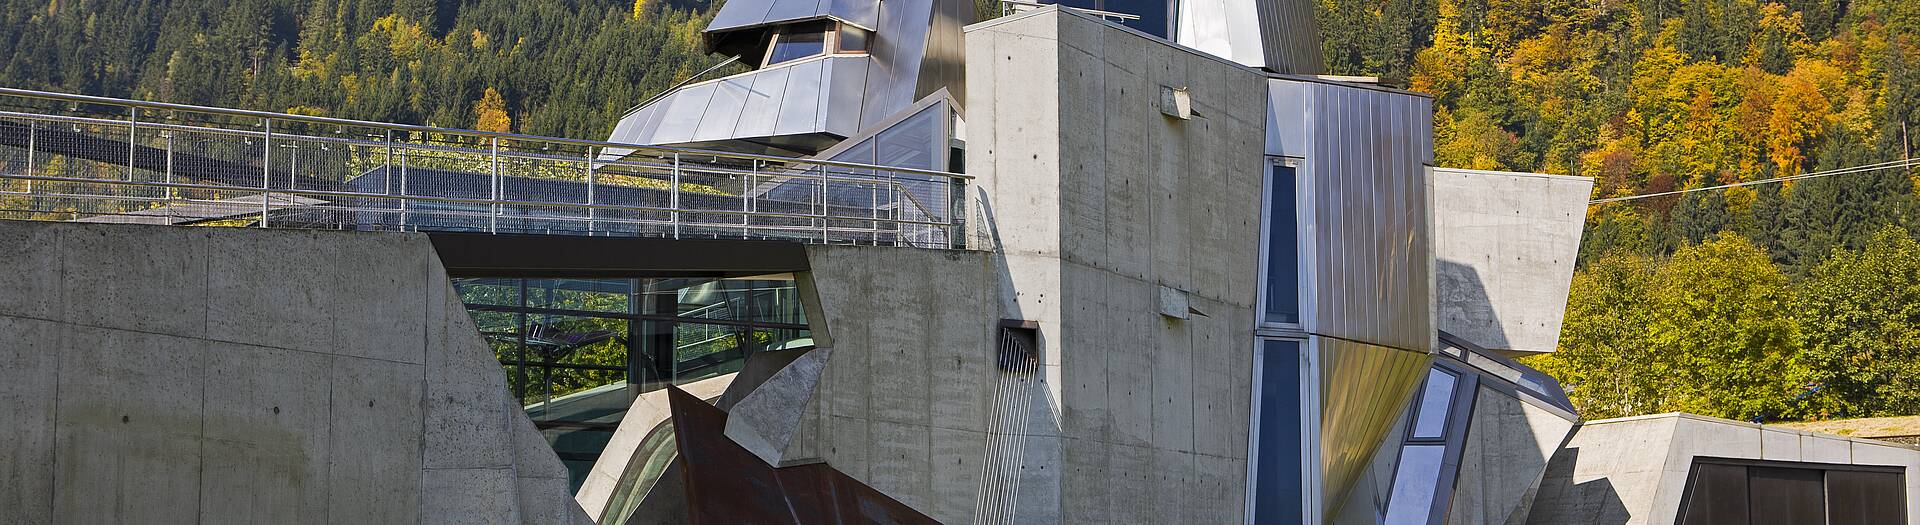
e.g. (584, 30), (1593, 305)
(1525, 446), (1631, 525)
(1436, 259), (1512, 353)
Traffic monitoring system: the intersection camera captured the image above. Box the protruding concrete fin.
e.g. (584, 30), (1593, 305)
(723, 347), (834, 467)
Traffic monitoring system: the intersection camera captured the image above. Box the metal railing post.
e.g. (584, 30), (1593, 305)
(164, 130), (174, 224)
(126, 107), (137, 182)
(818, 166), (829, 243)
(490, 137), (500, 234)
(670, 153), (681, 239)
(383, 130), (394, 194)
(743, 160), (754, 239)
(399, 141), (410, 230)
(586, 148), (597, 235)
(24, 120), (33, 193)
(261, 117), (272, 227)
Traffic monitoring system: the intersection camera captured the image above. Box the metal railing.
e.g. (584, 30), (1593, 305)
(0, 87), (969, 248)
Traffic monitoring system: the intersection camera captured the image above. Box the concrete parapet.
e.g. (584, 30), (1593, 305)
(0, 219), (588, 525)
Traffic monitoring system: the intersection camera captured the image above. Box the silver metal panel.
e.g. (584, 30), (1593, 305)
(824, 57), (869, 134)
(708, 0), (781, 34)
(830, 0), (882, 33)
(707, 0), (880, 34)
(1175, 0), (1265, 68)
(1269, 77), (1433, 354)
(762, 0), (828, 31)
(694, 76), (755, 142)
(734, 66), (793, 138)
(1431, 168), (1591, 355)
(773, 58), (826, 137)
(915, 0), (972, 104)
(652, 82), (718, 145)
(1253, 0), (1324, 74)
(859, 0), (931, 128)
(1318, 336), (1432, 514)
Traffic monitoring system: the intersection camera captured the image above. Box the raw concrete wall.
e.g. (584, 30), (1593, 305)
(1528, 413), (1920, 525)
(1430, 168), (1591, 355)
(1443, 387), (1576, 525)
(788, 244), (1003, 523)
(0, 220), (588, 525)
(966, 8), (1266, 523)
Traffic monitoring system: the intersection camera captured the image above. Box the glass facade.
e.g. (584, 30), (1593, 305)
(766, 28), (827, 65)
(1263, 163), (1300, 324)
(1382, 364), (1473, 525)
(453, 276), (809, 490)
(1251, 340), (1305, 524)
(1250, 157), (1310, 523)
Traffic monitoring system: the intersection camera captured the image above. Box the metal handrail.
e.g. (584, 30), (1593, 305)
(0, 87), (971, 180)
(0, 172), (963, 228)
(0, 87), (967, 248)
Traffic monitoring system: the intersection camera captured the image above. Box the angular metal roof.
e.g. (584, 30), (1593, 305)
(706, 0), (880, 34)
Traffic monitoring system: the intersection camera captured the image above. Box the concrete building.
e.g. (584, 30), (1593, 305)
(1, 0), (1918, 523)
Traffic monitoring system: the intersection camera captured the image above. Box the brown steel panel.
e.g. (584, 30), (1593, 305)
(665, 386), (938, 524)
(1827, 470), (1905, 525)
(1678, 463), (1750, 525)
(1749, 466), (1826, 525)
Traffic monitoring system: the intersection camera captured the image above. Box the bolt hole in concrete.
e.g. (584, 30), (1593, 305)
(274, 406), (281, 414)
(121, 415), (129, 423)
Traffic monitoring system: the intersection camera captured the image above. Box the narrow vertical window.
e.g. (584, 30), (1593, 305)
(1263, 162), (1300, 324)
(1251, 339), (1305, 524)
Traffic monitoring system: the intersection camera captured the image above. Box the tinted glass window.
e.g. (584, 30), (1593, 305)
(767, 30), (826, 65)
(1251, 340), (1303, 524)
(838, 25), (870, 52)
(1263, 163), (1300, 323)
(1409, 369), (1458, 439)
(1384, 445), (1446, 524)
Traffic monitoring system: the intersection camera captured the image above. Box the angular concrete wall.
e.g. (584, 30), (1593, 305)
(966, 8), (1267, 523)
(1430, 168), (1591, 355)
(1443, 387), (1576, 525)
(0, 220), (588, 525)
(1529, 413), (1920, 525)
(788, 245), (1003, 523)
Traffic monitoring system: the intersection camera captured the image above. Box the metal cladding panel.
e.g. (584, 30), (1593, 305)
(707, 0), (880, 34)
(830, 0), (881, 31)
(773, 59), (827, 136)
(1268, 78), (1434, 353)
(1318, 336), (1432, 515)
(859, 0), (933, 128)
(914, 0), (971, 105)
(693, 76), (755, 142)
(1175, 0), (1266, 68)
(1431, 168), (1592, 355)
(734, 66), (793, 138)
(652, 82), (718, 145)
(1251, 0), (1324, 74)
(708, 0), (780, 33)
(824, 57), (870, 134)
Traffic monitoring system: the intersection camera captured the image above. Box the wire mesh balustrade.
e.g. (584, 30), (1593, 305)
(0, 87), (968, 248)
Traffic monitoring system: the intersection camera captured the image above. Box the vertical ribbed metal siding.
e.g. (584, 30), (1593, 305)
(1251, 0), (1324, 74)
(1284, 79), (1432, 354)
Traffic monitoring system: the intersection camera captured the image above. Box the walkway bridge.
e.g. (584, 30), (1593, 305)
(0, 87), (968, 248)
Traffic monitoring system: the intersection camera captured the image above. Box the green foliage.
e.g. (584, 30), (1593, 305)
(0, 0), (725, 139)
(1794, 227), (1920, 417)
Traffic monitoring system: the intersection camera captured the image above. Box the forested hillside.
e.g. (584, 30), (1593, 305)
(1321, 0), (1920, 423)
(0, 0), (724, 138)
(6, 0), (1920, 422)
